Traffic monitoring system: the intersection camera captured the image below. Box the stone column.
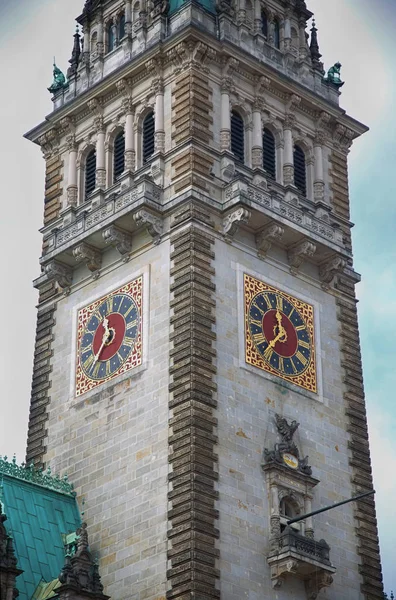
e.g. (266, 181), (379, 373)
(83, 26), (90, 64)
(270, 485), (281, 551)
(253, 0), (261, 34)
(97, 18), (104, 55)
(125, 0), (132, 36)
(95, 118), (106, 188)
(252, 101), (263, 168)
(314, 133), (325, 202)
(154, 79), (165, 154)
(299, 17), (307, 58)
(283, 13), (291, 51)
(124, 99), (135, 171)
(67, 135), (78, 206)
(283, 115), (294, 186)
(238, 0), (246, 24)
(220, 80), (232, 152)
(305, 497), (314, 539)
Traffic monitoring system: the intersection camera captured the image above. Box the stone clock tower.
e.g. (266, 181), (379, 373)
(24, 0), (383, 598)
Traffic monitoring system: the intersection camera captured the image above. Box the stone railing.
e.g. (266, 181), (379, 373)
(280, 527), (331, 565)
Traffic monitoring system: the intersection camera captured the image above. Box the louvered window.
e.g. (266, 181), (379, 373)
(119, 14), (126, 39)
(293, 144), (306, 196)
(114, 132), (125, 181)
(231, 111), (244, 163)
(85, 149), (96, 198)
(263, 128), (276, 179)
(107, 23), (115, 52)
(274, 19), (280, 49)
(143, 112), (155, 164)
(261, 11), (268, 37)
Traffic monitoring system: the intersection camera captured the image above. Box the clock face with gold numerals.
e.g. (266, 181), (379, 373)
(244, 274), (317, 393)
(75, 277), (143, 397)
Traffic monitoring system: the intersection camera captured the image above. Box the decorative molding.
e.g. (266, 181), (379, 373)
(72, 242), (102, 274)
(256, 222), (284, 258)
(222, 207), (251, 242)
(45, 261), (73, 289)
(287, 239), (316, 271)
(0, 455), (75, 496)
(133, 209), (163, 245)
(102, 225), (132, 259)
(319, 255), (346, 288)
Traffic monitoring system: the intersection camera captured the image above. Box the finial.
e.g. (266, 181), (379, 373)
(67, 24), (82, 80)
(309, 16), (325, 75)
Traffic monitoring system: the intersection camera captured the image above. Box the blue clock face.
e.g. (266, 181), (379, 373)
(247, 291), (312, 378)
(79, 293), (139, 381)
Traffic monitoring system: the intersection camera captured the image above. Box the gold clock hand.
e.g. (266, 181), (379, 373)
(93, 328), (111, 365)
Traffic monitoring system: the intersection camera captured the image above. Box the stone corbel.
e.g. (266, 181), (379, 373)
(319, 255), (346, 289)
(133, 210), (163, 245)
(73, 243), (102, 276)
(256, 223), (284, 258)
(305, 571), (334, 600)
(38, 128), (60, 160)
(222, 208), (251, 242)
(103, 225), (132, 260)
(45, 261), (73, 291)
(270, 560), (299, 589)
(288, 240), (316, 272)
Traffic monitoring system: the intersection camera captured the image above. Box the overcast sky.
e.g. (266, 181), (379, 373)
(0, 0), (394, 594)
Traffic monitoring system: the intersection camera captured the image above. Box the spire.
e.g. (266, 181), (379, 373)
(310, 19), (325, 75)
(67, 25), (81, 80)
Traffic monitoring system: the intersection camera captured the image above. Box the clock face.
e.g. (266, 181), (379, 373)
(244, 274), (317, 393)
(75, 277), (143, 396)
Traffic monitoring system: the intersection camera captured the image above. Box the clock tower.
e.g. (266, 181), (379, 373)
(24, 0), (384, 598)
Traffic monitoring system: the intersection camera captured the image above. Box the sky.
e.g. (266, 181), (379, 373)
(0, 0), (395, 594)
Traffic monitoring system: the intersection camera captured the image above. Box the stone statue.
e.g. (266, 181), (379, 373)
(48, 62), (67, 94)
(326, 62), (344, 87)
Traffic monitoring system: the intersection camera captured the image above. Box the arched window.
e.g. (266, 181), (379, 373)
(85, 149), (96, 198)
(113, 132), (125, 181)
(280, 498), (300, 533)
(142, 111), (155, 164)
(273, 19), (280, 49)
(262, 128), (276, 179)
(293, 144), (306, 196)
(107, 21), (115, 52)
(231, 110), (245, 163)
(119, 13), (126, 39)
(261, 11), (268, 37)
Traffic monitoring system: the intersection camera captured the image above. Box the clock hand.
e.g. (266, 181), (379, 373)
(93, 319), (112, 366)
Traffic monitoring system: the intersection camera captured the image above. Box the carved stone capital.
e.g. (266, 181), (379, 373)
(222, 207), (251, 242)
(221, 77), (234, 94)
(255, 75), (271, 96)
(87, 97), (103, 116)
(45, 261), (73, 290)
(73, 243), (102, 274)
(256, 223), (284, 258)
(222, 56), (239, 77)
(283, 113), (296, 129)
(103, 225), (132, 260)
(319, 255), (346, 287)
(133, 210), (163, 245)
(151, 76), (164, 96)
(288, 240), (316, 270)
(287, 93), (301, 112)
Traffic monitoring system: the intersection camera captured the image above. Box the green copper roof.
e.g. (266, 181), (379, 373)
(0, 459), (81, 600)
(169, 0), (215, 15)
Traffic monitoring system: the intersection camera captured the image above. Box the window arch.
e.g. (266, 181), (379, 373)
(119, 13), (126, 39)
(113, 131), (125, 181)
(142, 111), (155, 164)
(231, 110), (245, 163)
(85, 149), (96, 198)
(280, 498), (300, 533)
(262, 128), (276, 179)
(273, 18), (280, 49)
(294, 144), (306, 196)
(107, 21), (115, 52)
(261, 11), (268, 37)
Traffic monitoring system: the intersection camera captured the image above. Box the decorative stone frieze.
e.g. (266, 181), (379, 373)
(288, 240), (316, 271)
(256, 222), (284, 258)
(72, 242), (102, 274)
(102, 225), (132, 259)
(133, 209), (163, 245)
(222, 207), (251, 242)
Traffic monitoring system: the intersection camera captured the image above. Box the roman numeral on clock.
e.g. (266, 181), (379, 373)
(295, 350), (308, 366)
(276, 295), (283, 311)
(299, 339), (310, 350)
(252, 332), (266, 345)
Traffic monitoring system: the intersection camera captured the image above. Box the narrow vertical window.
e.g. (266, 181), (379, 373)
(113, 132), (125, 181)
(274, 19), (280, 49)
(293, 144), (306, 196)
(107, 22), (115, 52)
(261, 11), (268, 37)
(263, 128), (276, 179)
(85, 149), (96, 198)
(231, 110), (245, 163)
(143, 111), (155, 164)
(119, 13), (126, 39)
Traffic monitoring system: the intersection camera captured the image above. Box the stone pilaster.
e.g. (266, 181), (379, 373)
(168, 203), (219, 599)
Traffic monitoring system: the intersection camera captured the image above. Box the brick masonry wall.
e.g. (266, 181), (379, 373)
(168, 203), (219, 600)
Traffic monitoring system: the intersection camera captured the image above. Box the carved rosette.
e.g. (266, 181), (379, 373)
(73, 243), (102, 275)
(102, 225), (132, 260)
(288, 240), (316, 271)
(256, 223), (284, 258)
(222, 207), (251, 242)
(133, 210), (163, 245)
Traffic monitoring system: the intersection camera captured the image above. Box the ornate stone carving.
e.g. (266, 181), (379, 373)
(222, 207), (251, 242)
(133, 210), (163, 245)
(38, 128), (60, 160)
(263, 414), (312, 476)
(256, 223), (284, 258)
(319, 255), (346, 287)
(288, 240), (316, 271)
(251, 146), (263, 168)
(313, 181), (325, 202)
(73, 243), (102, 274)
(283, 164), (295, 186)
(305, 571), (334, 600)
(67, 186), (78, 207)
(103, 225), (132, 260)
(45, 261), (73, 290)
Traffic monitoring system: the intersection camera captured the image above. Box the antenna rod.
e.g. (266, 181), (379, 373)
(287, 490), (375, 525)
